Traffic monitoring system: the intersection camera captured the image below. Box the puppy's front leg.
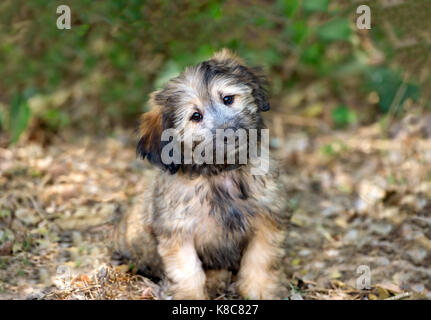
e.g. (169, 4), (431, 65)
(158, 237), (207, 299)
(237, 219), (285, 299)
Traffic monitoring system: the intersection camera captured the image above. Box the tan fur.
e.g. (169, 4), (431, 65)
(158, 236), (208, 299)
(237, 217), (286, 299)
(205, 269), (231, 297)
(114, 50), (290, 299)
(212, 48), (245, 65)
(138, 107), (163, 152)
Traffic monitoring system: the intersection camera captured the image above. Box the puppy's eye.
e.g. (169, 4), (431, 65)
(190, 112), (203, 122)
(222, 95), (234, 105)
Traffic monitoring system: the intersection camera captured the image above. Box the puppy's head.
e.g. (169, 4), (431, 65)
(137, 49), (270, 174)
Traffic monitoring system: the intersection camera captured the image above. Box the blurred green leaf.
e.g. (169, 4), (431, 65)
(281, 0), (300, 17)
(332, 105), (357, 128)
(317, 18), (351, 42)
(368, 68), (420, 113)
(76, 24), (90, 37)
(321, 143), (335, 156)
(301, 43), (324, 66)
(292, 20), (308, 44)
(303, 0), (328, 13)
(0, 108), (5, 131)
(41, 109), (70, 130)
(208, 1), (224, 19)
(9, 93), (32, 144)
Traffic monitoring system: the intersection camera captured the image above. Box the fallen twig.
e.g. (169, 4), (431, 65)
(385, 292), (411, 300)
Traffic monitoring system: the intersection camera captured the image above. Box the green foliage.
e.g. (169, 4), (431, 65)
(40, 109), (70, 130)
(332, 105), (357, 128)
(303, 0), (328, 13)
(317, 18), (352, 42)
(280, 0), (300, 17)
(0, 108), (5, 131)
(9, 92), (33, 144)
(367, 68), (420, 113)
(321, 141), (347, 157)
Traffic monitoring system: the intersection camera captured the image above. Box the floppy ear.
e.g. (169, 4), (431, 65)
(137, 106), (164, 167)
(136, 95), (180, 174)
(247, 66), (271, 112)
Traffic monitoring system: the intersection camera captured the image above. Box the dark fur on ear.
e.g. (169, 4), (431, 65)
(210, 49), (271, 112)
(136, 105), (179, 174)
(247, 66), (270, 112)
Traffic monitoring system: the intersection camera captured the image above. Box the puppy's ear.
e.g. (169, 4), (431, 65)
(137, 94), (180, 174)
(247, 66), (271, 112)
(137, 106), (164, 166)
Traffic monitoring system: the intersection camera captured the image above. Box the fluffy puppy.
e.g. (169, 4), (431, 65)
(114, 49), (290, 299)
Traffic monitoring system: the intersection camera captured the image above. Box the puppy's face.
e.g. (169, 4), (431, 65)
(138, 49), (270, 173)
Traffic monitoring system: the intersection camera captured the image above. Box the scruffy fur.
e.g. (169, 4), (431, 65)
(114, 49), (290, 299)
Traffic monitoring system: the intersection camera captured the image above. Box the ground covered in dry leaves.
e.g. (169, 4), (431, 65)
(1, 113), (431, 300)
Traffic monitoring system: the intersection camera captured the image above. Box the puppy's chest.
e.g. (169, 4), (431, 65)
(156, 174), (266, 270)
(159, 173), (261, 234)
(190, 175), (259, 231)
(191, 179), (252, 270)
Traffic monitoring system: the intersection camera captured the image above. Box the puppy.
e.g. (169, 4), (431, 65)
(114, 49), (290, 299)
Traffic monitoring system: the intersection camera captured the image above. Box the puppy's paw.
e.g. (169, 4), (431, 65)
(170, 285), (209, 300)
(237, 279), (281, 300)
(167, 272), (209, 300)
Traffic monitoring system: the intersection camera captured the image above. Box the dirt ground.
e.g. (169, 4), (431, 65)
(1, 113), (431, 300)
